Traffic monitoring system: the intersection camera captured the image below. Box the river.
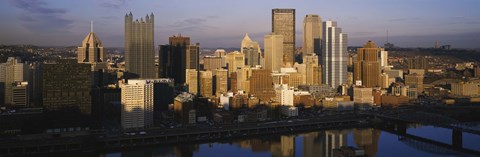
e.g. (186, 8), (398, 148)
(92, 125), (480, 157)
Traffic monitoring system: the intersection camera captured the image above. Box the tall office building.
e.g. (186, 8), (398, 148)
(199, 70), (213, 97)
(380, 50), (388, 69)
(215, 69), (228, 96)
(303, 14), (322, 56)
(203, 56), (223, 72)
(322, 21), (348, 88)
(187, 43), (200, 70)
(272, 9), (295, 65)
(185, 69), (198, 94)
(241, 33), (262, 67)
(250, 69), (275, 101)
(120, 79), (154, 130)
(407, 56), (428, 70)
(226, 51), (245, 76)
(264, 34), (284, 72)
(158, 34), (192, 84)
(125, 12), (155, 79)
(77, 23), (104, 64)
(405, 73), (424, 93)
(1, 57), (28, 107)
(354, 41), (381, 88)
(42, 60), (92, 114)
(303, 54), (321, 85)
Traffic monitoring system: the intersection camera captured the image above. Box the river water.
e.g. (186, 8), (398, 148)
(98, 125), (480, 157)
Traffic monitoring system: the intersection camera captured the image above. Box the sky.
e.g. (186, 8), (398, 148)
(0, 0), (479, 48)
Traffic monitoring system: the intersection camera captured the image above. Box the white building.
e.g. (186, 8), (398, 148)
(121, 79), (154, 130)
(275, 84), (294, 106)
(380, 50), (388, 68)
(220, 92), (234, 110)
(322, 21), (347, 88)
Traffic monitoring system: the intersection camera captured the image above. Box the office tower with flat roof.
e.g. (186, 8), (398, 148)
(407, 56), (428, 70)
(186, 69), (198, 95)
(199, 70), (213, 97)
(264, 34), (284, 72)
(120, 79), (154, 130)
(322, 20), (348, 88)
(187, 43), (200, 70)
(125, 12), (155, 79)
(303, 14), (322, 56)
(354, 41), (381, 88)
(215, 69), (228, 96)
(250, 69), (275, 101)
(303, 54), (321, 85)
(1, 57), (28, 107)
(272, 9), (295, 65)
(203, 56), (223, 72)
(42, 60), (92, 114)
(226, 51), (245, 76)
(158, 34), (191, 84)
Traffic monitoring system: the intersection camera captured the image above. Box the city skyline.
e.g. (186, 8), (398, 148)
(0, 0), (479, 48)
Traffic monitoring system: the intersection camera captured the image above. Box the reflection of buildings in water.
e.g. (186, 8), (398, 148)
(302, 132), (325, 157)
(270, 135), (296, 157)
(325, 130), (348, 157)
(353, 128), (381, 157)
(118, 144), (198, 157)
(173, 144), (199, 157)
(232, 139), (272, 152)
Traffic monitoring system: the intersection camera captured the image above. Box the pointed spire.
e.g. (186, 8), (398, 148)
(129, 12), (132, 16)
(90, 21), (93, 32)
(243, 33), (252, 42)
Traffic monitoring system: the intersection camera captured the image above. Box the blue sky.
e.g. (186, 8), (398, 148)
(0, 0), (479, 48)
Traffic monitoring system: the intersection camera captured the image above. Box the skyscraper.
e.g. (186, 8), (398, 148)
(158, 34), (194, 85)
(241, 33), (262, 67)
(1, 57), (28, 107)
(226, 51), (244, 76)
(199, 70), (213, 97)
(354, 41), (381, 88)
(42, 60), (92, 114)
(264, 34), (284, 72)
(250, 69), (275, 101)
(215, 69), (228, 96)
(125, 12), (155, 79)
(272, 9), (295, 65)
(303, 14), (322, 56)
(322, 21), (348, 87)
(120, 79), (154, 130)
(77, 23), (104, 64)
(303, 54), (321, 85)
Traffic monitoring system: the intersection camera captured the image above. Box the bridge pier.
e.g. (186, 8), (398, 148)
(452, 128), (463, 148)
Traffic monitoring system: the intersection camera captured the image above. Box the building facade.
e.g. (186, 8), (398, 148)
(125, 13), (155, 79)
(322, 21), (348, 88)
(272, 9), (295, 65)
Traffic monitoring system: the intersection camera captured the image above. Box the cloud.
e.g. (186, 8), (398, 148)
(99, 0), (126, 9)
(8, 0), (72, 32)
(162, 16), (218, 32)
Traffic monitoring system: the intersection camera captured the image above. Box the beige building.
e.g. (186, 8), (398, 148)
(272, 8), (295, 65)
(354, 41), (381, 88)
(186, 43), (200, 70)
(303, 14), (322, 55)
(215, 69), (228, 96)
(185, 69), (198, 94)
(226, 51), (244, 76)
(353, 87), (373, 104)
(203, 56), (223, 72)
(120, 79), (154, 130)
(1, 57), (28, 107)
(451, 81), (480, 97)
(264, 34), (284, 72)
(125, 13), (155, 78)
(199, 70), (213, 97)
(241, 33), (262, 67)
(405, 73), (424, 93)
(303, 54), (321, 85)
(77, 25), (104, 64)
